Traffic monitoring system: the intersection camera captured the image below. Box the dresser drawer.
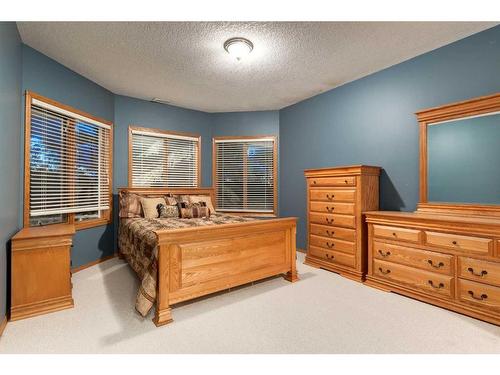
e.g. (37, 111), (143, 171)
(310, 213), (356, 229)
(425, 231), (492, 255)
(458, 279), (500, 311)
(373, 241), (453, 275)
(458, 257), (500, 287)
(373, 225), (421, 243)
(373, 259), (453, 298)
(310, 224), (355, 242)
(309, 176), (356, 187)
(309, 189), (356, 202)
(310, 201), (355, 215)
(310, 235), (355, 254)
(309, 246), (355, 268)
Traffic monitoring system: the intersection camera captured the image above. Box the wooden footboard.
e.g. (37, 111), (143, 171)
(153, 217), (298, 326)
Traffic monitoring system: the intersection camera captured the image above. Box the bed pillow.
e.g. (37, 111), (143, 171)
(119, 192), (143, 218)
(188, 195), (216, 214)
(157, 203), (180, 218)
(178, 202), (210, 219)
(164, 194), (179, 206)
(140, 197), (167, 219)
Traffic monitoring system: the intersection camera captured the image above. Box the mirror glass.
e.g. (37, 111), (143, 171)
(427, 112), (500, 204)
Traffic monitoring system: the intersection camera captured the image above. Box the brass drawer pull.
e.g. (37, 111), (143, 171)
(467, 267), (488, 277)
(326, 230), (334, 237)
(326, 218), (334, 225)
(378, 267), (391, 275)
(326, 242), (335, 248)
(427, 260), (445, 269)
(392, 232), (397, 237)
(428, 280), (445, 289)
(326, 194), (334, 200)
(468, 291), (488, 301)
(313, 180), (317, 184)
(326, 206), (334, 213)
(325, 253), (335, 260)
(344, 180), (348, 184)
(378, 250), (391, 257)
(452, 240), (458, 245)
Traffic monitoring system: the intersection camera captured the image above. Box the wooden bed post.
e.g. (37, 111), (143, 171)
(284, 226), (299, 282)
(153, 243), (173, 326)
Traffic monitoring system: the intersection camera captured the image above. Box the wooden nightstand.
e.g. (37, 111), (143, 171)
(11, 224), (75, 320)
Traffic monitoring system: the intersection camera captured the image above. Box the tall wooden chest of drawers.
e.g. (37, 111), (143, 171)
(365, 211), (500, 326)
(304, 165), (380, 281)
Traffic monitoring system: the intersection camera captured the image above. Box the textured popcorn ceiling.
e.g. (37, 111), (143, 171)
(17, 22), (497, 112)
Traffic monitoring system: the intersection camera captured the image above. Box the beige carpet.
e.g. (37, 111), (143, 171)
(1, 253), (499, 353)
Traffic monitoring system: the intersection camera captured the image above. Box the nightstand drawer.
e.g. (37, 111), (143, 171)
(310, 235), (355, 254)
(425, 231), (492, 255)
(373, 259), (453, 298)
(310, 213), (355, 229)
(310, 189), (356, 202)
(373, 225), (421, 243)
(310, 201), (355, 215)
(458, 279), (500, 311)
(309, 246), (355, 268)
(373, 241), (453, 275)
(458, 257), (500, 287)
(310, 224), (355, 241)
(309, 176), (356, 187)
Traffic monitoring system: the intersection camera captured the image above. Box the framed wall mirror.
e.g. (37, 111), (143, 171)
(416, 93), (500, 216)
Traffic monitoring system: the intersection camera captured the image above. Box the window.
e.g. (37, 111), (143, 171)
(129, 126), (201, 187)
(213, 136), (277, 215)
(25, 91), (113, 229)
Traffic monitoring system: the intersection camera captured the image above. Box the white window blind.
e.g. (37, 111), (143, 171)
(215, 138), (275, 213)
(29, 98), (111, 217)
(131, 129), (199, 187)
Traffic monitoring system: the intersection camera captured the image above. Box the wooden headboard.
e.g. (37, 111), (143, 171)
(118, 187), (215, 205)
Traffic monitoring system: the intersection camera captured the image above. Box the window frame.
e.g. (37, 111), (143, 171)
(127, 125), (202, 188)
(212, 135), (278, 217)
(23, 91), (114, 230)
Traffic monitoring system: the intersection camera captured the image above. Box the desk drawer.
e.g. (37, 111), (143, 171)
(373, 225), (421, 243)
(310, 189), (356, 202)
(458, 257), (500, 287)
(310, 224), (355, 242)
(458, 279), (500, 311)
(309, 176), (356, 187)
(310, 235), (355, 254)
(373, 241), (453, 275)
(425, 231), (492, 255)
(310, 213), (356, 229)
(310, 201), (355, 215)
(309, 246), (355, 268)
(373, 259), (453, 298)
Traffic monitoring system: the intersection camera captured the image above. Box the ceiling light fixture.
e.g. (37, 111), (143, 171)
(223, 37), (253, 61)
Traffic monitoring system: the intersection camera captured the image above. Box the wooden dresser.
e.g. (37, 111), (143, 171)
(304, 165), (380, 281)
(11, 224), (75, 320)
(365, 211), (500, 325)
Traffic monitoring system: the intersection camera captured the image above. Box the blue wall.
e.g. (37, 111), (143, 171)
(22, 45), (116, 267)
(279, 25), (500, 249)
(0, 22), (22, 324)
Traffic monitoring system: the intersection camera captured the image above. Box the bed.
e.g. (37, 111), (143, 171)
(117, 187), (298, 326)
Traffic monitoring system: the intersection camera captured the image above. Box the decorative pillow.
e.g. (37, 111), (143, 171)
(140, 197), (167, 219)
(119, 193), (143, 218)
(157, 203), (179, 218)
(164, 194), (178, 206)
(178, 202), (210, 219)
(188, 195), (216, 214)
(174, 194), (191, 204)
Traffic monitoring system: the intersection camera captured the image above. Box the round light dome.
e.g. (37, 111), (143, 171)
(223, 37), (253, 61)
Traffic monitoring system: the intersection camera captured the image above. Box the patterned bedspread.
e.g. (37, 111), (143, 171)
(118, 214), (256, 316)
